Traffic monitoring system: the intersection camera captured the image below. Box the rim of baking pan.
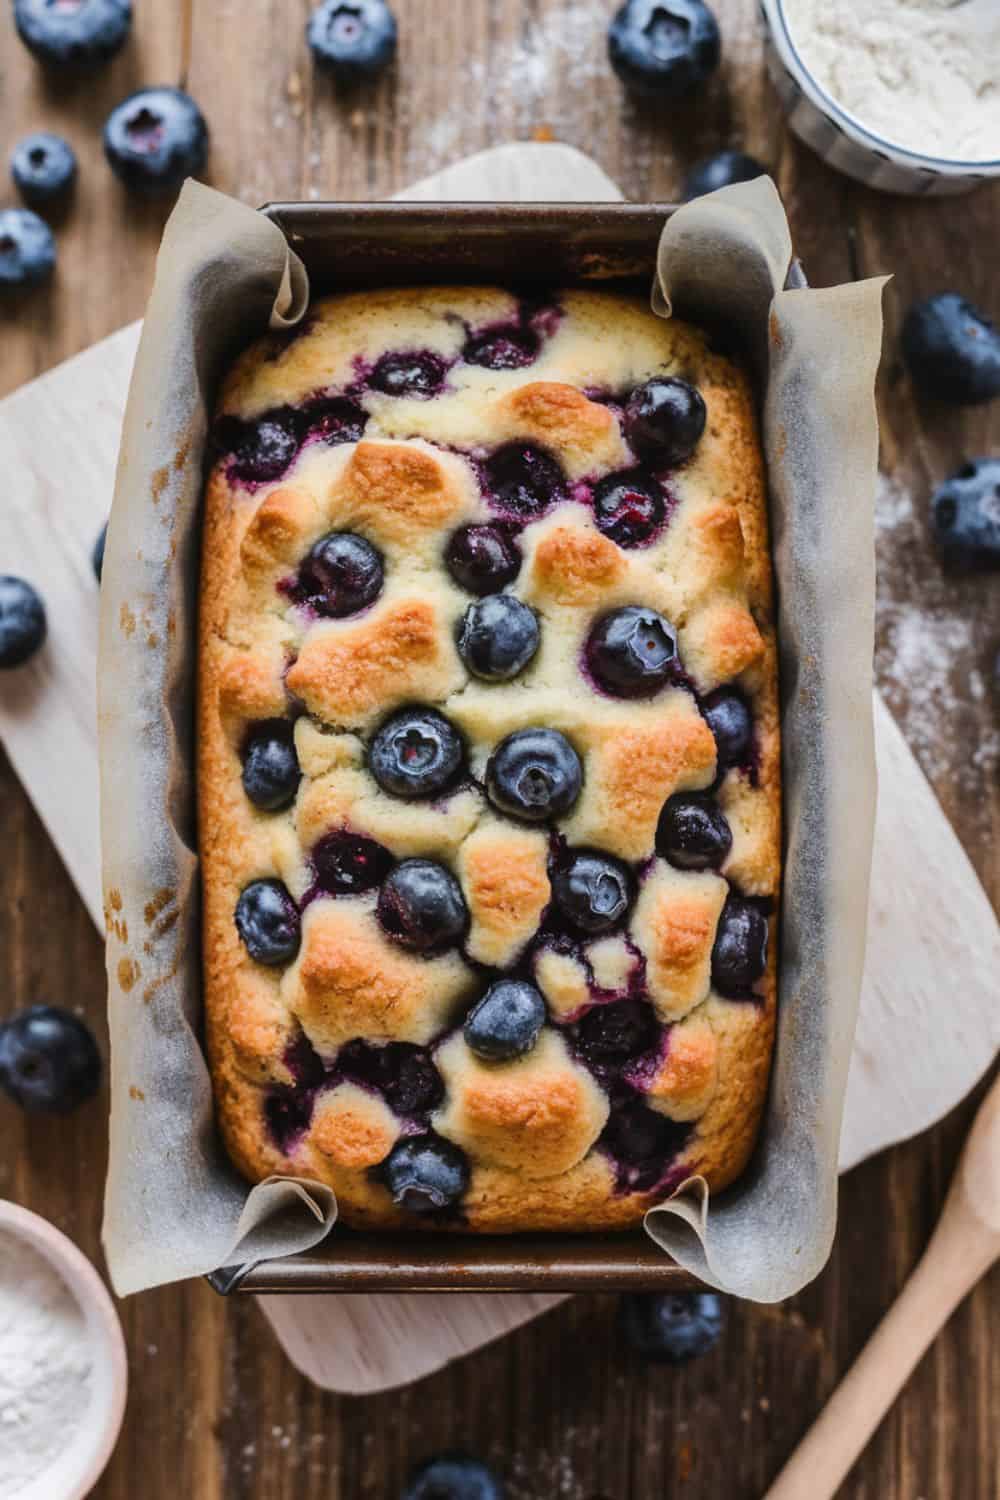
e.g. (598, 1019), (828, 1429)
(765, 0), (1000, 173)
(209, 197), (800, 1296)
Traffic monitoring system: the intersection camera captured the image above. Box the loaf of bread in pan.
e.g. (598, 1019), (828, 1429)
(198, 285), (780, 1232)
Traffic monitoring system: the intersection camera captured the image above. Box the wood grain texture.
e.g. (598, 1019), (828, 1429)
(1, 1), (998, 1497)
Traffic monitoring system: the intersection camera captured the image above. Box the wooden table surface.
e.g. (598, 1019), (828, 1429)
(1, 2), (998, 1496)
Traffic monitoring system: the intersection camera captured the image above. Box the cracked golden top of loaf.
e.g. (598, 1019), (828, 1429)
(198, 285), (780, 1232)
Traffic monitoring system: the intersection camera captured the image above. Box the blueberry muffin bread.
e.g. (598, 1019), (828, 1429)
(198, 286), (780, 1232)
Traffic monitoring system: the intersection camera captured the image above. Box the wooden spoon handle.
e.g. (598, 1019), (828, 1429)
(764, 1198), (997, 1500)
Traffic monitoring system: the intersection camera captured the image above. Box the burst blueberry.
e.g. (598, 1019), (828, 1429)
(711, 897), (768, 996)
(702, 687), (752, 770)
(657, 793), (732, 870)
(618, 1290), (724, 1364)
(456, 594), (539, 681)
(235, 880), (301, 966)
(380, 1046), (443, 1117)
(368, 707), (464, 799)
(902, 293), (1000, 407)
(313, 829), (393, 895)
(383, 1134), (469, 1213)
(608, 0), (721, 101)
(10, 133), (78, 206)
(242, 721), (301, 811)
(307, 396), (367, 446)
(930, 459), (1000, 570)
(369, 350), (445, 397)
(0, 1006), (101, 1113)
(104, 87), (209, 195)
(225, 410), (301, 484)
(587, 606), (678, 698)
(299, 531), (384, 615)
(552, 850), (633, 934)
(307, 0), (398, 81)
(486, 728), (583, 823)
(13, 0), (132, 67)
(403, 1454), (506, 1500)
(445, 525), (521, 596)
(625, 378), (706, 465)
(0, 576), (47, 668)
(576, 1000), (656, 1063)
(0, 209), (56, 289)
(484, 443), (565, 518)
(600, 1099), (689, 1189)
(464, 980), (547, 1062)
(463, 326), (539, 370)
(377, 859), (468, 953)
(683, 150), (767, 200)
(593, 470), (665, 547)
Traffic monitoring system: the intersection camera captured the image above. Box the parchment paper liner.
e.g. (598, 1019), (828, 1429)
(99, 180), (883, 1300)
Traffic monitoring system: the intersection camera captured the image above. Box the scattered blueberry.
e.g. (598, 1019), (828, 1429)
(456, 594), (539, 682)
(587, 606), (679, 698)
(901, 293), (1000, 407)
(0, 576), (47, 668)
(241, 721), (301, 811)
(463, 326), (539, 371)
(486, 728), (583, 823)
(307, 0), (398, 82)
(377, 859), (468, 953)
(403, 1454), (506, 1500)
(445, 524), (521, 596)
(369, 350), (446, 398)
(600, 1099), (688, 1189)
(608, 0), (721, 102)
(593, 470), (665, 547)
(10, 133), (78, 207)
(383, 1134), (469, 1214)
(235, 880), (301, 966)
(13, 0), (132, 67)
(683, 150), (767, 200)
(711, 897), (768, 996)
(552, 850), (633, 934)
(0, 209), (56, 289)
(930, 459), (1000, 571)
(0, 1006), (101, 1113)
(93, 522), (108, 583)
(702, 687), (752, 770)
(657, 793), (732, 870)
(299, 531), (384, 615)
(307, 396), (368, 446)
(575, 999), (656, 1062)
(464, 979), (547, 1062)
(484, 443), (565, 518)
(624, 378), (706, 465)
(618, 1290), (724, 1364)
(103, 87), (209, 195)
(368, 707), (465, 799)
(313, 829), (393, 895)
(224, 410), (301, 485)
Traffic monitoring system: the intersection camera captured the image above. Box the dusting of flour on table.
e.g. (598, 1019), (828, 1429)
(0, 1231), (93, 1496)
(782, 0), (1000, 162)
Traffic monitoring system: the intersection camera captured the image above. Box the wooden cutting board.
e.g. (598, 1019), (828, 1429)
(1, 143), (997, 1394)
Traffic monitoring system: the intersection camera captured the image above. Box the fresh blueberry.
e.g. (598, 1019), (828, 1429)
(711, 897), (768, 996)
(369, 350), (446, 398)
(0, 209), (56, 289)
(93, 522), (108, 583)
(600, 1099), (688, 1189)
(403, 1454), (506, 1500)
(624, 378), (706, 465)
(0, 576), (47, 668)
(223, 410), (301, 485)
(235, 880), (301, 966)
(587, 606), (679, 698)
(377, 859), (468, 953)
(486, 728), (583, 823)
(464, 979), (547, 1062)
(702, 687), (752, 770)
(0, 1006), (101, 1113)
(683, 150), (767, 200)
(10, 133), (78, 207)
(618, 1290), (724, 1364)
(382, 1134), (469, 1214)
(241, 721), (301, 811)
(456, 594), (539, 681)
(608, 0), (721, 102)
(306, 396), (368, 446)
(902, 293), (1000, 407)
(657, 793), (732, 870)
(307, 0), (398, 82)
(593, 470), (665, 547)
(463, 326), (539, 371)
(103, 87), (209, 195)
(313, 829), (393, 895)
(299, 531), (384, 615)
(13, 0), (131, 67)
(552, 850), (633, 934)
(484, 443), (565, 518)
(575, 1000), (656, 1062)
(445, 525), (520, 596)
(930, 459), (1000, 570)
(368, 707), (465, 799)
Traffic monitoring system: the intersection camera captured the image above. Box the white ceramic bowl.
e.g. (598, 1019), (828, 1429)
(760, 0), (1000, 196)
(0, 1201), (127, 1500)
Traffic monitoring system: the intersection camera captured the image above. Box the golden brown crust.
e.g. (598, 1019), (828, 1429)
(199, 285), (781, 1233)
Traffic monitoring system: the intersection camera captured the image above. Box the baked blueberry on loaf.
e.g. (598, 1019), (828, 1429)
(199, 287), (780, 1231)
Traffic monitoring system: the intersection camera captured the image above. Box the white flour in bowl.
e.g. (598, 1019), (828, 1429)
(0, 1231), (93, 1497)
(781, 0), (1000, 162)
